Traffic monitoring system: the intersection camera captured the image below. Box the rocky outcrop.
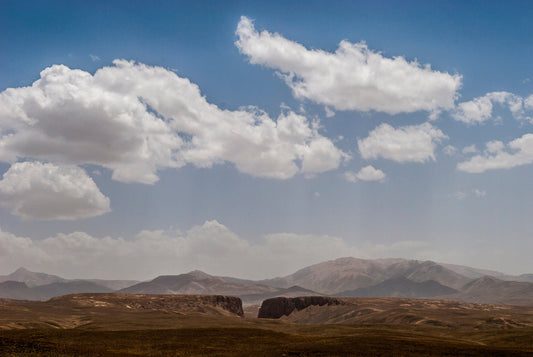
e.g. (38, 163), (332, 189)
(48, 293), (245, 317)
(0, 294), (245, 330)
(258, 296), (344, 318)
(201, 295), (244, 316)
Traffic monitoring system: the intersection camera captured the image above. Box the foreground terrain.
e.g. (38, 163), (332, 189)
(0, 294), (532, 356)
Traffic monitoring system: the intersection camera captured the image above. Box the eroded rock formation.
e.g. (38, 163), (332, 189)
(258, 296), (344, 318)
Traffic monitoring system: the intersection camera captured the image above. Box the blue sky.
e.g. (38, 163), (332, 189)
(0, 1), (532, 279)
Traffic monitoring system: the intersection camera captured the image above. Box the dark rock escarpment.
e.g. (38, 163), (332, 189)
(258, 296), (344, 318)
(205, 295), (244, 317)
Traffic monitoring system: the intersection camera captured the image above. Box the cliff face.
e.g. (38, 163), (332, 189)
(48, 293), (244, 317)
(204, 295), (244, 317)
(258, 296), (344, 318)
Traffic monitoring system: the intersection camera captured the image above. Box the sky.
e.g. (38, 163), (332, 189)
(0, 0), (532, 280)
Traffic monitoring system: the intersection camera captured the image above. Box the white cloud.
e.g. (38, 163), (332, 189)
(485, 140), (504, 153)
(357, 165), (386, 181)
(358, 122), (447, 163)
(0, 162), (110, 220)
(453, 188), (486, 200)
(454, 191), (467, 200)
(324, 107), (335, 118)
(462, 144), (478, 154)
(235, 16), (461, 115)
(343, 171), (358, 183)
(525, 95), (533, 110)
(453, 91), (532, 124)
(0, 221), (433, 280)
(89, 54), (100, 62)
(473, 189), (486, 198)
(457, 133), (533, 173)
(453, 95), (493, 124)
(442, 145), (457, 156)
(0, 60), (346, 182)
(345, 165), (386, 183)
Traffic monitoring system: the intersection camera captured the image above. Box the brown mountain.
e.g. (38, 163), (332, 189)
(118, 270), (318, 305)
(119, 270), (278, 295)
(0, 268), (66, 287)
(31, 281), (114, 300)
(0, 268), (138, 301)
(239, 285), (321, 305)
(442, 263), (533, 283)
(339, 276), (458, 298)
(0, 280), (114, 300)
(258, 257), (472, 294)
(448, 276), (533, 306)
(0, 267), (139, 290)
(0, 281), (35, 300)
(73, 279), (140, 291)
(2, 260), (533, 306)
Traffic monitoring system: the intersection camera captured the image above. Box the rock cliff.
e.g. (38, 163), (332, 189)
(258, 296), (344, 318)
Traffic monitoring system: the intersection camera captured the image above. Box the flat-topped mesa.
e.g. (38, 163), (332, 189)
(258, 296), (344, 319)
(48, 293), (244, 317)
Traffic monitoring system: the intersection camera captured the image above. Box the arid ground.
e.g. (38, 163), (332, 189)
(1, 294), (533, 356)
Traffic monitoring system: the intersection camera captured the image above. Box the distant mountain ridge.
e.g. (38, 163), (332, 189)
(119, 270), (321, 305)
(445, 276), (533, 306)
(340, 277), (459, 298)
(1, 258), (533, 306)
(256, 257), (472, 293)
(0, 268), (66, 287)
(0, 280), (113, 300)
(0, 268), (139, 290)
(441, 263), (533, 283)
(0, 268), (139, 301)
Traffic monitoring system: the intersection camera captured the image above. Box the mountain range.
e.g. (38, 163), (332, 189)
(118, 270), (319, 305)
(2, 257), (533, 306)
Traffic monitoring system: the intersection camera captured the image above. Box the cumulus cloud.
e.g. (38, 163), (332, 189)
(0, 162), (110, 220)
(324, 107), (335, 118)
(358, 122), (447, 163)
(0, 60), (346, 183)
(235, 16), (461, 115)
(526, 95), (533, 110)
(344, 165), (386, 182)
(457, 133), (533, 173)
(0, 220), (433, 280)
(356, 165), (386, 181)
(453, 91), (532, 124)
(442, 145), (457, 156)
(485, 140), (504, 153)
(343, 171), (358, 183)
(462, 144), (478, 154)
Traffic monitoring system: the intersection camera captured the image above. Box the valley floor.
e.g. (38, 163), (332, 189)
(1, 323), (533, 356)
